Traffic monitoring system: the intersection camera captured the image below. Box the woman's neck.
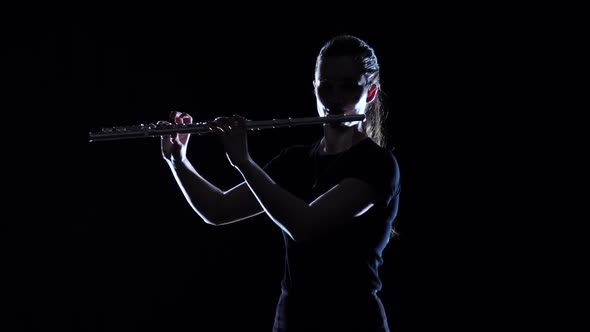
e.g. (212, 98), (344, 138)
(320, 124), (367, 155)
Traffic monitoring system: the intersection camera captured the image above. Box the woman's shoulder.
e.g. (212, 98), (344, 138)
(357, 139), (401, 185)
(359, 138), (398, 165)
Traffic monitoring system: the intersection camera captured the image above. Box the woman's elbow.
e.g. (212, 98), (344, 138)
(187, 197), (226, 226)
(202, 218), (222, 226)
(190, 208), (224, 226)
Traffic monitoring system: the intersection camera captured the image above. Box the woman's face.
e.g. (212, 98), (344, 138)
(314, 56), (373, 117)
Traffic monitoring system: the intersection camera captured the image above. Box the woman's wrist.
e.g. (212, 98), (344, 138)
(168, 157), (190, 170)
(234, 156), (255, 173)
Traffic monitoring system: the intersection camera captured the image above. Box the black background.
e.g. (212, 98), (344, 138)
(5, 9), (555, 331)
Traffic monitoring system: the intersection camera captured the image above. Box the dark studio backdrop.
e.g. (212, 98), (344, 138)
(5, 12), (532, 332)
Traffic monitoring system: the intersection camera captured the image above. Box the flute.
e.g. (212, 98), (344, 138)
(89, 114), (365, 142)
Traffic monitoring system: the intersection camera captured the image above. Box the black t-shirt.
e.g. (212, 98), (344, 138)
(263, 137), (401, 297)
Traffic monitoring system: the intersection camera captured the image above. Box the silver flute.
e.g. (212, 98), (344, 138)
(89, 114), (365, 142)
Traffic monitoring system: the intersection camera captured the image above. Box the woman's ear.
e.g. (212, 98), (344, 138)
(366, 84), (379, 103)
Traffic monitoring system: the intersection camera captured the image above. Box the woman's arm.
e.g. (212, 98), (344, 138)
(208, 114), (377, 241)
(237, 160), (377, 242)
(168, 160), (264, 225)
(162, 111), (263, 226)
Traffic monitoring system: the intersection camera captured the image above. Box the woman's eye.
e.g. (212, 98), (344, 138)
(341, 83), (361, 90)
(319, 82), (333, 89)
(319, 82), (360, 90)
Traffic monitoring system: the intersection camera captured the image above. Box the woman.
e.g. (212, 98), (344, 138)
(161, 34), (400, 332)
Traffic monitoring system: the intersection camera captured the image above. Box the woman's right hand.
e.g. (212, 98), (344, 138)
(160, 111), (193, 165)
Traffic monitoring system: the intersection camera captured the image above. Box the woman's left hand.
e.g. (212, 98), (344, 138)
(207, 114), (251, 168)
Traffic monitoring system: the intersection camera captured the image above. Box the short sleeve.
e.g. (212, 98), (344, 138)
(350, 149), (400, 207)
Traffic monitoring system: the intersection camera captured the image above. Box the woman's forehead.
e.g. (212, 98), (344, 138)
(317, 56), (364, 80)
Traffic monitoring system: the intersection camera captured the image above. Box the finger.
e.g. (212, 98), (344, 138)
(181, 114), (192, 125)
(177, 116), (192, 139)
(170, 117), (180, 140)
(173, 114), (188, 140)
(174, 114), (185, 125)
(207, 121), (226, 135)
(212, 118), (233, 132)
(173, 112), (192, 124)
(157, 121), (174, 142)
(159, 119), (180, 141)
(169, 111), (179, 121)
